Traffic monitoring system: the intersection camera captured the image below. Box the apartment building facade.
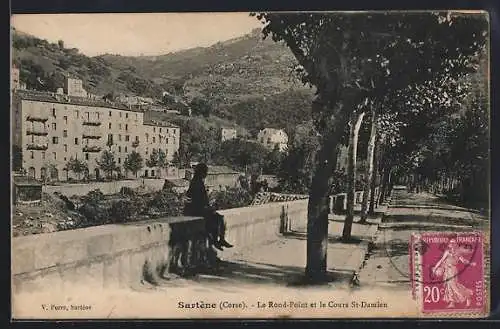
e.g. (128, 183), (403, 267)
(12, 88), (180, 181)
(257, 128), (289, 152)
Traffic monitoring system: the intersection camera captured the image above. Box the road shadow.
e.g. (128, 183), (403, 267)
(384, 212), (482, 227)
(283, 230), (367, 244)
(181, 259), (353, 290)
(389, 224), (476, 232)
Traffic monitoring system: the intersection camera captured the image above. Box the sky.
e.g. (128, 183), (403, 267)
(11, 13), (262, 57)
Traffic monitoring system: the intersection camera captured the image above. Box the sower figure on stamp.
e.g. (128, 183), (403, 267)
(184, 163), (233, 264)
(431, 239), (476, 308)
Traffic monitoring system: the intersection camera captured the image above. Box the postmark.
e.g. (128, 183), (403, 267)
(410, 231), (486, 314)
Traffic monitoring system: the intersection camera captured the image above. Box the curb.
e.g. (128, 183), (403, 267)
(346, 201), (392, 283)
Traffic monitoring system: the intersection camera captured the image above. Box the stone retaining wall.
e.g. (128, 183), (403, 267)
(12, 199), (309, 294)
(43, 179), (167, 197)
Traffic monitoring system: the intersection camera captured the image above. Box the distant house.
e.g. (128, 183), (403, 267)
(13, 176), (42, 204)
(185, 165), (241, 191)
(221, 127), (237, 142)
(257, 128), (288, 152)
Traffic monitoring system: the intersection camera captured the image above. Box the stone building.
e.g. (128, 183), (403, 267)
(11, 66), (20, 90)
(220, 127), (237, 142)
(11, 77), (180, 181)
(184, 165), (241, 191)
(141, 120), (180, 178)
(257, 128), (288, 152)
(64, 77), (87, 98)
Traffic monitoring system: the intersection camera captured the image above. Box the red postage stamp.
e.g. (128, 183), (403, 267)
(410, 231), (486, 315)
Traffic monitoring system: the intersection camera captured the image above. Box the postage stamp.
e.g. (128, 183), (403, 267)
(410, 231), (486, 315)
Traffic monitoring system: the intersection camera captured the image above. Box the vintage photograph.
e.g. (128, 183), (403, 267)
(10, 11), (490, 319)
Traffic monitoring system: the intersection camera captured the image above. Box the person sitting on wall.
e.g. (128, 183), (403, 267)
(184, 163), (233, 252)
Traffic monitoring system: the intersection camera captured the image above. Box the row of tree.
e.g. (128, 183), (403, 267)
(254, 11), (489, 282)
(63, 148), (171, 181)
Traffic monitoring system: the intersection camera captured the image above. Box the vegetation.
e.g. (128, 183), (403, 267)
(96, 150), (118, 179)
(255, 11), (488, 281)
(123, 151), (144, 178)
(64, 157), (88, 180)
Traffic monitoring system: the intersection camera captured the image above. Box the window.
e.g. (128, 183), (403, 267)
(76, 110), (79, 118)
(118, 134), (122, 141)
(52, 108), (56, 117)
(153, 127), (156, 133)
(52, 123), (57, 130)
(64, 157), (67, 161)
(125, 146), (128, 152)
(63, 130), (68, 137)
(135, 114), (138, 120)
(135, 136), (139, 142)
(85, 153), (89, 160)
(153, 137), (156, 143)
(125, 124), (128, 131)
(63, 116), (68, 124)
(53, 152), (57, 160)
(167, 129), (169, 134)
(119, 123), (122, 130)
(52, 136), (59, 144)
(30, 151), (34, 159)
(173, 129), (176, 134)
(64, 144), (68, 152)
(119, 112), (122, 118)
(125, 135), (130, 142)
(108, 134), (113, 143)
(109, 123), (112, 129)
(75, 137), (79, 145)
(160, 128), (162, 133)
(118, 158), (121, 164)
(109, 111), (112, 117)
(166, 138), (169, 144)
(118, 146), (122, 152)
(146, 147), (149, 155)
(41, 151), (45, 160)
(126, 113), (128, 119)
(146, 134), (149, 142)
(86, 112), (90, 120)
(97, 112), (100, 119)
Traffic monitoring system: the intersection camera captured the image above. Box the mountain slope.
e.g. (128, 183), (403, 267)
(11, 27), (315, 134)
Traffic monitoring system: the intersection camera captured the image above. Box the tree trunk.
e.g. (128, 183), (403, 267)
(342, 111), (365, 242)
(369, 136), (381, 214)
(305, 102), (349, 282)
(379, 167), (390, 205)
(360, 109), (377, 223)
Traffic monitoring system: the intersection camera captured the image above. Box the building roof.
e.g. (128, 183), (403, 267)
(143, 119), (179, 128)
(259, 128), (287, 135)
(13, 90), (144, 113)
(185, 165), (240, 175)
(164, 178), (190, 187)
(13, 176), (42, 187)
(207, 166), (240, 174)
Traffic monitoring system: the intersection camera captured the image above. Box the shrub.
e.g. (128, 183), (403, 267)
(82, 189), (105, 204)
(109, 196), (147, 223)
(209, 187), (253, 210)
(148, 186), (184, 217)
(120, 186), (136, 197)
(79, 203), (110, 225)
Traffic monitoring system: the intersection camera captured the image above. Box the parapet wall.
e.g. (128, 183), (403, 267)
(12, 199), (309, 294)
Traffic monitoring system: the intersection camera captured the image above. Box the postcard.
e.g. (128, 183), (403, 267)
(11, 11), (491, 319)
